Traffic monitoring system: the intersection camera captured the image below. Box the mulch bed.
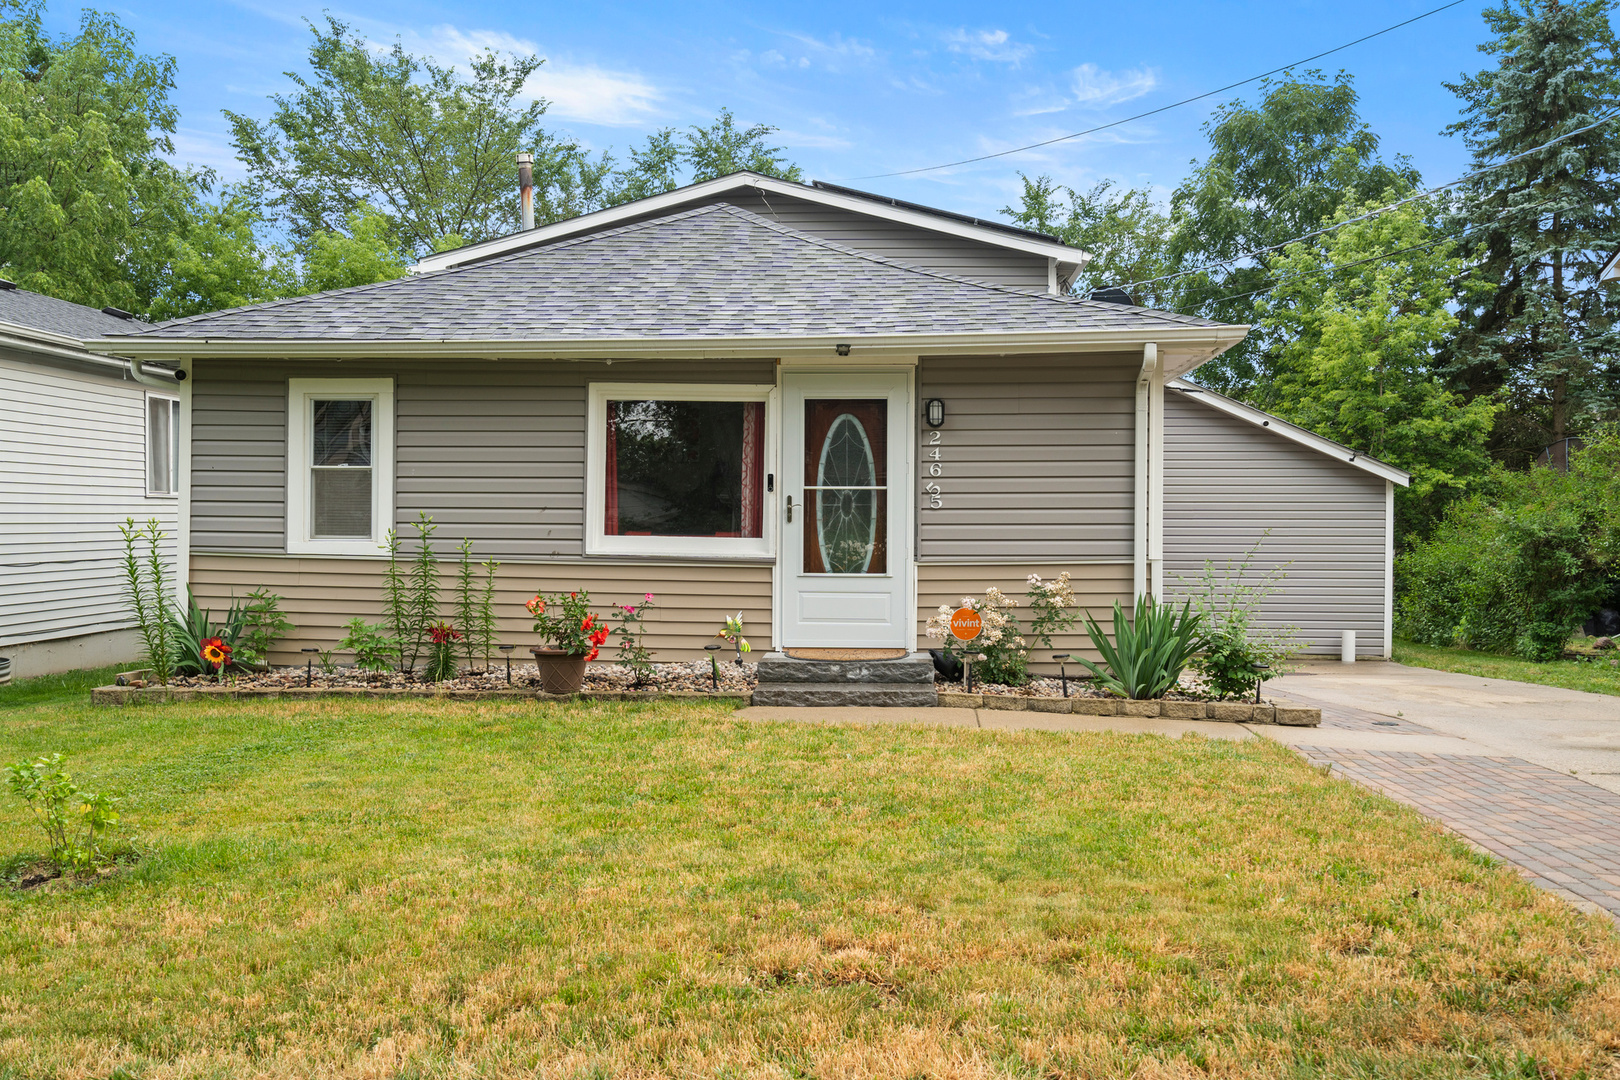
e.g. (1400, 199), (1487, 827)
(150, 659), (758, 695)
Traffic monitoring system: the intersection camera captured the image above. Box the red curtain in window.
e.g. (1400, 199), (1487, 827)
(741, 401), (764, 538)
(604, 405), (620, 535)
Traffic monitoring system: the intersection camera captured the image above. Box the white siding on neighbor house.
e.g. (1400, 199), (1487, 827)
(1162, 390), (1390, 656)
(0, 355), (179, 648)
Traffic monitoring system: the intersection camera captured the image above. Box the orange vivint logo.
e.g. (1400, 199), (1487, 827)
(949, 607), (982, 641)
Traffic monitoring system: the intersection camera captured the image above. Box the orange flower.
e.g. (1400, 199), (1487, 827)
(586, 647), (600, 662)
(201, 637), (231, 668)
(525, 595), (546, 616)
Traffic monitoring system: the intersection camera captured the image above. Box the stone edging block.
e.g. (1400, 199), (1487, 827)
(936, 692), (982, 709)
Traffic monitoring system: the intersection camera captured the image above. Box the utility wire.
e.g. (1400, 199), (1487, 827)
(1116, 111), (1620, 292)
(1205, 192), (1573, 304)
(840, 0), (1470, 181)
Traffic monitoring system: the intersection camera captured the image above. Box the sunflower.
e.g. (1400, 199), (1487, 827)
(201, 637), (231, 668)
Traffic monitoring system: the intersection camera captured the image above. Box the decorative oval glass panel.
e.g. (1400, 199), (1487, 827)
(816, 413), (877, 573)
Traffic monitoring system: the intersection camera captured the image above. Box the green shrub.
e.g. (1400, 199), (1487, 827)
(341, 618), (400, 674)
(1182, 539), (1299, 699)
(1075, 595), (1207, 700)
(6, 754), (119, 872)
(238, 588), (294, 666)
(1397, 432), (1619, 660)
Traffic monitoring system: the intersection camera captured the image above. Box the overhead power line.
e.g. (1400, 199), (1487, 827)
(841, 0), (1471, 182)
(1116, 111), (1620, 292)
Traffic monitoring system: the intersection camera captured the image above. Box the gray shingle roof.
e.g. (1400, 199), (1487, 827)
(0, 286), (140, 341)
(114, 204), (1230, 342)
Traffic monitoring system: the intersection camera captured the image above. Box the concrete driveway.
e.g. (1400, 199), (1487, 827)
(1264, 661), (1620, 795)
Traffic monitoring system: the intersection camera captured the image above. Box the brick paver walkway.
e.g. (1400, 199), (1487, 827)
(1296, 747), (1620, 920)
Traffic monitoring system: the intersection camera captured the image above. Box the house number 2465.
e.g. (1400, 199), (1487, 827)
(925, 430), (943, 508)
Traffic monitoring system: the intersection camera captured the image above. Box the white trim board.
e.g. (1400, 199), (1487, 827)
(1168, 379), (1412, 487)
(410, 172), (1092, 278)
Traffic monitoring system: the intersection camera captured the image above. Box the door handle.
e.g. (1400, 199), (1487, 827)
(786, 495), (793, 522)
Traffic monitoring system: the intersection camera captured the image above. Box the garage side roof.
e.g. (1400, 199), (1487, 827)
(1169, 379), (1411, 486)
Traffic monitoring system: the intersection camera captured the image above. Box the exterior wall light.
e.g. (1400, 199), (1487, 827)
(925, 398), (945, 428)
(835, 343), (851, 356)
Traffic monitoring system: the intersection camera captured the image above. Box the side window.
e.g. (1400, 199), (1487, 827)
(146, 394), (179, 496)
(286, 379), (394, 555)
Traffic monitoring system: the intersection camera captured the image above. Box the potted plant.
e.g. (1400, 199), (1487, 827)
(527, 589), (609, 694)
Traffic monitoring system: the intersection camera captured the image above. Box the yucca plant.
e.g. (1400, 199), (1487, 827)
(1074, 595), (1207, 700)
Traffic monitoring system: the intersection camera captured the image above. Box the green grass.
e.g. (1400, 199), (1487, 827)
(1, 676), (1617, 1078)
(0, 663), (127, 709)
(1394, 638), (1620, 698)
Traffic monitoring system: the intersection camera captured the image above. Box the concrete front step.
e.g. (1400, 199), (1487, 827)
(754, 652), (936, 685)
(752, 682), (939, 707)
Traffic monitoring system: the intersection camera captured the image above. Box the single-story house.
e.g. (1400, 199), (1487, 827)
(84, 172), (1399, 669)
(1, 282), (184, 678)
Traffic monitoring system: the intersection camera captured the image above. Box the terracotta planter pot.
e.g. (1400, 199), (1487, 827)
(531, 648), (588, 694)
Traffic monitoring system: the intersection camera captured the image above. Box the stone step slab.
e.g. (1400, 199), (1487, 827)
(754, 652), (936, 685)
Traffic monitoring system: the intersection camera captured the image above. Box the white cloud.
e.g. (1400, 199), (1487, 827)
(774, 128), (853, 150)
(403, 25), (666, 127)
(943, 28), (1033, 65)
(774, 30), (877, 70)
(1069, 63), (1158, 107)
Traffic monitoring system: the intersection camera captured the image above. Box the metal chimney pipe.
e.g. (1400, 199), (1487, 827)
(516, 151), (534, 231)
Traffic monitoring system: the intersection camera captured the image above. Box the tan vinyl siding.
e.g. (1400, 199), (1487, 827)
(190, 358), (775, 558)
(1, 355), (179, 647)
(916, 354), (1138, 562)
(916, 561), (1132, 669)
(190, 553), (772, 666)
(1162, 391), (1389, 656)
(598, 191), (1053, 291)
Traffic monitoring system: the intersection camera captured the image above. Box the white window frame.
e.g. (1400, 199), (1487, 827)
(144, 391), (180, 498)
(286, 378), (395, 556)
(586, 382), (778, 560)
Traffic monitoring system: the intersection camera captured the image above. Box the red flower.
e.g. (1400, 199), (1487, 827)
(429, 622), (461, 644)
(586, 647), (600, 662)
(201, 637), (231, 668)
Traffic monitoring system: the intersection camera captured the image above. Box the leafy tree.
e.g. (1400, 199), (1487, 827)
(1442, 0), (1620, 465)
(145, 194), (293, 321)
(1167, 71), (1421, 393)
(226, 15), (607, 256)
(298, 208), (409, 294)
(0, 1), (206, 311)
(1002, 175), (1177, 307)
(1255, 200), (1500, 536)
(607, 108), (802, 204)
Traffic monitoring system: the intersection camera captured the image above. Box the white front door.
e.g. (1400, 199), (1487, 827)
(779, 370), (913, 648)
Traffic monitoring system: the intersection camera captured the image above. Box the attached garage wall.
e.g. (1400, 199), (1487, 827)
(191, 553), (773, 666)
(1161, 390), (1391, 657)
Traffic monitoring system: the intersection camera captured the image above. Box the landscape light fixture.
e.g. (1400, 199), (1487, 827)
(499, 644), (515, 683)
(1052, 653), (1071, 697)
(925, 398), (945, 428)
(704, 643), (723, 690)
(1252, 662), (1272, 704)
(300, 647), (319, 687)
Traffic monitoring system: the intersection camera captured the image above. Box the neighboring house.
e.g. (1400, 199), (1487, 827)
(1161, 380), (1411, 659)
(0, 283), (184, 678)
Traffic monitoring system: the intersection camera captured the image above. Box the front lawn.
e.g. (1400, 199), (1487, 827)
(1394, 638), (1620, 698)
(2, 688), (1617, 1077)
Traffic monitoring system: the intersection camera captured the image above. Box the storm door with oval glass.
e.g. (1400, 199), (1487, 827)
(779, 371), (912, 648)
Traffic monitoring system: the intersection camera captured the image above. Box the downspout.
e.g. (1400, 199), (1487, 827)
(1134, 343), (1157, 601)
(1149, 361), (1165, 599)
(127, 358), (186, 388)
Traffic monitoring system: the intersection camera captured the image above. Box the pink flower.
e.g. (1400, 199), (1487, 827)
(623, 604), (637, 614)
(644, 592), (655, 602)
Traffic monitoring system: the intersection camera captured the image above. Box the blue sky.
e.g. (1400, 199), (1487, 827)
(49, 0), (1502, 224)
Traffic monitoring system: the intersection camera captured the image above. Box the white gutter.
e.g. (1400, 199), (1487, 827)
(1134, 342), (1157, 602)
(127, 357), (187, 388)
(0, 326), (132, 373)
(86, 325), (1249, 368)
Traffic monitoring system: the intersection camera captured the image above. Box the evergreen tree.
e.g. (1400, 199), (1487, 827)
(1443, 0), (1620, 465)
